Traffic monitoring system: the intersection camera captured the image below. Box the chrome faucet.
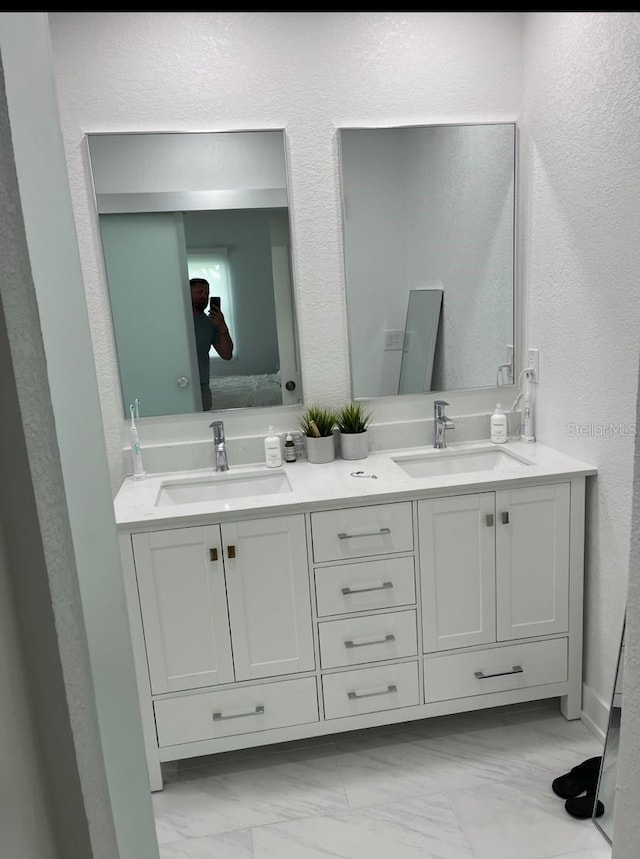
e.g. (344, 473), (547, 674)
(433, 400), (455, 449)
(210, 420), (229, 472)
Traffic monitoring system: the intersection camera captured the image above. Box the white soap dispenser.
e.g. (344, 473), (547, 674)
(490, 404), (507, 444)
(264, 426), (283, 468)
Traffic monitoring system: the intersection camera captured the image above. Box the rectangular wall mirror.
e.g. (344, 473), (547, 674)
(87, 130), (302, 418)
(338, 122), (516, 399)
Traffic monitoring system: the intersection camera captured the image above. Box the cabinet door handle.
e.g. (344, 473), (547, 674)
(341, 581), (393, 596)
(474, 665), (523, 680)
(501, 511), (510, 525)
(227, 545), (236, 559)
(348, 683), (398, 701)
(344, 633), (396, 649)
(338, 527), (391, 540)
(212, 704), (265, 721)
(486, 514), (494, 527)
(209, 548), (218, 562)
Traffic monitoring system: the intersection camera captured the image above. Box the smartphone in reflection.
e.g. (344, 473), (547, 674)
(209, 296), (221, 312)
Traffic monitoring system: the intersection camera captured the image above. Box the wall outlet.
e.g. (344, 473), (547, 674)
(527, 348), (539, 382)
(384, 329), (404, 351)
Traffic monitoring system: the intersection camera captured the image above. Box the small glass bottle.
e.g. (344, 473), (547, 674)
(284, 432), (296, 462)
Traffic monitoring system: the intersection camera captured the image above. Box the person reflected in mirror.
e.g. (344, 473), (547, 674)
(189, 277), (234, 410)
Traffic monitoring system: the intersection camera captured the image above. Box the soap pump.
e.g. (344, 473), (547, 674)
(490, 404), (507, 444)
(264, 426), (283, 468)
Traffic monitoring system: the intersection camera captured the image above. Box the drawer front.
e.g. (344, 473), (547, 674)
(424, 638), (568, 703)
(311, 502), (414, 563)
(154, 676), (318, 747)
(319, 610), (418, 669)
(315, 556), (416, 617)
(322, 661), (419, 719)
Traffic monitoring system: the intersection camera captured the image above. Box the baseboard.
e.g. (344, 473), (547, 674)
(581, 680), (611, 743)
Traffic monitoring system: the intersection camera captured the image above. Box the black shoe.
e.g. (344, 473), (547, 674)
(565, 790), (604, 819)
(552, 756), (602, 799)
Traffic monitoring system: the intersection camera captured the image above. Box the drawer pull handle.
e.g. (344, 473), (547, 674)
(501, 511), (510, 525)
(348, 683), (398, 701)
(227, 545), (236, 559)
(486, 514), (494, 527)
(338, 527), (391, 540)
(212, 705), (265, 721)
(209, 548), (218, 562)
(474, 664), (523, 680)
(345, 633), (396, 649)
(341, 581), (394, 596)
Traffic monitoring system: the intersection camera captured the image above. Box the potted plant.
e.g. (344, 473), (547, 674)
(300, 405), (337, 464)
(336, 402), (373, 460)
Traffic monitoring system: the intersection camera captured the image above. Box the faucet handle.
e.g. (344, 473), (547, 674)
(210, 420), (225, 443)
(433, 400), (449, 418)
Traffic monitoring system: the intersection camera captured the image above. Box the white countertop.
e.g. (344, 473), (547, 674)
(113, 440), (597, 530)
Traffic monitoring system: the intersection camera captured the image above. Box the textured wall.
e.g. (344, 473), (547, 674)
(522, 12), (640, 737)
(47, 11), (522, 490)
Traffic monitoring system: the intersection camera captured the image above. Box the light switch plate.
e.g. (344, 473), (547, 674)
(384, 330), (404, 351)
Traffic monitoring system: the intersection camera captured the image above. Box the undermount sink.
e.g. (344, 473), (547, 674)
(155, 469), (293, 506)
(392, 446), (533, 479)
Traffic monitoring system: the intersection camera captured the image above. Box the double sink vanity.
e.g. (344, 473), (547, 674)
(114, 438), (596, 791)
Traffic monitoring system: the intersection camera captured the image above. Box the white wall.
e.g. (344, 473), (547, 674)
(47, 11), (523, 490)
(522, 13), (640, 855)
(522, 10), (640, 726)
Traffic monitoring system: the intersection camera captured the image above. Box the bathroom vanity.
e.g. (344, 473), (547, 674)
(114, 440), (596, 791)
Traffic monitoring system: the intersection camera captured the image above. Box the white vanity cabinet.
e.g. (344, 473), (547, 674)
(115, 451), (592, 792)
(419, 483), (570, 652)
(124, 513), (319, 789)
(420, 482), (575, 711)
(310, 502), (421, 720)
(132, 514), (315, 692)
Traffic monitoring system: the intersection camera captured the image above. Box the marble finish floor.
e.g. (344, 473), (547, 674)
(153, 701), (612, 859)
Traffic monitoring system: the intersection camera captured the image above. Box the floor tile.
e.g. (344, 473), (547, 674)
(159, 828), (253, 858)
(333, 717), (534, 808)
(448, 769), (607, 859)
(252, 792), (475, 859)
(153, 749), (348, 839)
(541, 848), (611, 859)
(152, 703), (612, 859)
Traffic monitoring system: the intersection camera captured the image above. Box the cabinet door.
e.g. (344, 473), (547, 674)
(419, 493), (496, 652)
(222, 514), (315, 681)
(495, 483), (570, 641)
(133, 526), (234, 694)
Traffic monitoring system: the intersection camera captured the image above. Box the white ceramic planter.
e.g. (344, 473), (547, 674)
(339, 431), (369, 460)
(305, 435), (336, 464)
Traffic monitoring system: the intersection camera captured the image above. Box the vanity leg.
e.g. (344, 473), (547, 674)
(148, 756), (164, 792)
(560, 690), (582, 720)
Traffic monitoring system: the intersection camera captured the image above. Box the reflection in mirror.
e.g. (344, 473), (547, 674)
(594, 617), (625, 844)
(87, 130), (302, 418)
(339, 122), (516, 400)
(398, 289), (443, 394)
